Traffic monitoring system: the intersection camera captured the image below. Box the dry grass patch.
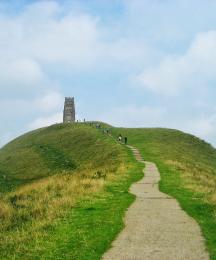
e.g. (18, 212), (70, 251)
(0, 162), (126, 255)
(165, 160), (216, 205)
(0, 200), (13, 220)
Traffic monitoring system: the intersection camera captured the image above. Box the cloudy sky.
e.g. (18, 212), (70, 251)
(1, 0), (216, 146)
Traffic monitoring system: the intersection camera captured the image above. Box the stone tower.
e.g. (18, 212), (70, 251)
(63, 97), (75, 123)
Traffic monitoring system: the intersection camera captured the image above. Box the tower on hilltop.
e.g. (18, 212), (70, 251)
(63, 97), (75, 123)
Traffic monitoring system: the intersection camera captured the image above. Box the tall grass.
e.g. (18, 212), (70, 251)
(0, 165), (121, 257)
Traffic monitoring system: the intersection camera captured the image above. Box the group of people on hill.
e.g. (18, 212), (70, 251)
(88, 121), (128, 145)
(118, 134), (128, 145)
(89, 122), (101, 128)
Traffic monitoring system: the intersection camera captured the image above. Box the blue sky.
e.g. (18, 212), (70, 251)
(1, 0), (216, 146)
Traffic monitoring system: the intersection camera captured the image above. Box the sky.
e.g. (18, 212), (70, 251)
(1, 0), (216, 147)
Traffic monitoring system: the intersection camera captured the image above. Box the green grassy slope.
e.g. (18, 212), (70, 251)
(0, 123), (122, 192)
(111, 127), (216, 259)
(0, 123), (143, 259)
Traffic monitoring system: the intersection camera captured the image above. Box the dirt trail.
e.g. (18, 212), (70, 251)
(103, 146), (209, 260)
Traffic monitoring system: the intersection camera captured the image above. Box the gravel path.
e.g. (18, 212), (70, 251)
(103, 146), (209, 260)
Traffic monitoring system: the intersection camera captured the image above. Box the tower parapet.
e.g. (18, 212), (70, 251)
(63, 97), (75, 123)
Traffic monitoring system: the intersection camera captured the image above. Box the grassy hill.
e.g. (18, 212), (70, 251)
(111, 127), (216, 259)
(0, 123), (120, 191)
(0, 123), (142, 259)
(1, 123), (216, 259)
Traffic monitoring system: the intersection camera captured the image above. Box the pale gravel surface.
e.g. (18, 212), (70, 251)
(103, 146), (209, 260)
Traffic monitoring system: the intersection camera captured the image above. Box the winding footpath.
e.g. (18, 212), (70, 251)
(103, 146), (209, 260)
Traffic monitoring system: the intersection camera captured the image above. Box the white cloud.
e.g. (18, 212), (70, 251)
(0, 90), (64, 146)
(28, 112), (62, 130)
(0, 91), (64, 117)
(0, 2), (100, 67)
(0, 1), (156, 73)
(33, 91), (64, 112)
(135, 31), (216, 96)
(0, 59), (45, 90)
(0, 1), (100, 96)
(23, 1), (60, 18)
(99, 105), (166, 127)
(26, 15), (100, 66)
(179, 115), (216, 141)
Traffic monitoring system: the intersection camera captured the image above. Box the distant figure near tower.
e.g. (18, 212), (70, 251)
(63, 97), (75, 123)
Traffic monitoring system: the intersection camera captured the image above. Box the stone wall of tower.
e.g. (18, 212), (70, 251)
(63, 97), (75, 123)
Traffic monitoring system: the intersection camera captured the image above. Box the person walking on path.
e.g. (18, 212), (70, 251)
(118, 134), (122, 142)
(124, 137), (128, 145)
